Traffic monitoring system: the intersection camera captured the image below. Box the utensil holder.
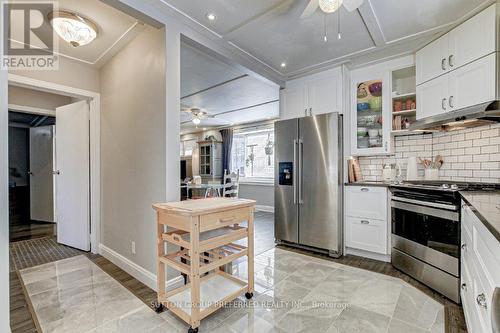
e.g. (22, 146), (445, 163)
(424, 168), (439, 181)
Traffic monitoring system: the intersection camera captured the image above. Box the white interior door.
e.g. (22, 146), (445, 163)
(29, 126), (55, 222)
(55, 100), (90, 251)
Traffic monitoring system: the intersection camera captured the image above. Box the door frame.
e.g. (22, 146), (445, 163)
(8, 74), (101, 254)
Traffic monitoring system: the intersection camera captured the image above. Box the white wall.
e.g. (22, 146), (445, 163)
(9, 56), (100, 93)
(1, 17), (11, 333)
(100, 26), (167, 276)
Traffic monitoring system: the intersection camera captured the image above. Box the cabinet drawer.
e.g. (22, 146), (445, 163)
(346, 186), (387, 220)
(200, 208), (250, 232)
(346, 217), (387, 254)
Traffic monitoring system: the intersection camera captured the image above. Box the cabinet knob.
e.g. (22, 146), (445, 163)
(441, 98), (447, 111)
(476, 293), (487, 309)
(448, 55), (454, 67)
(441, 58), (447, 71)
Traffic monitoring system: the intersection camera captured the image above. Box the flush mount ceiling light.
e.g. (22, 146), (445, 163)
(48, 11), (98, 47)
(206, 13), (216, 21)
(280, 62), (286, 68)
(319, 0), (344, 13)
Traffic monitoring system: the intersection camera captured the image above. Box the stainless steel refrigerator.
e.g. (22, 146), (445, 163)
(274, 112), (343, 257)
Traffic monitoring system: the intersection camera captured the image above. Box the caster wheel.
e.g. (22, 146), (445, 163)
(153, 302), (164, 313)
(245, 292), (254, 299)
(188, 327), (198, 333)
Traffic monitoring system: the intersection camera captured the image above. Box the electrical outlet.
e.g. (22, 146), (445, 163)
(131, 241), (136, 255)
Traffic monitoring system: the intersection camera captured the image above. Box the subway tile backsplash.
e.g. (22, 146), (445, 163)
(358, 123), (500, 183)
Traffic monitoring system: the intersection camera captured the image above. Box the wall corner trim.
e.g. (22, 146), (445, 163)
(98, 243), (184, 292)
(255, 205), (275, 213)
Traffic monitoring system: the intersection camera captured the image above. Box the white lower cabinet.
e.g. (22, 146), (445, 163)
(345, 186), (388, 255)
(346, 217), (387, 254)
(461, 202), (500, 333)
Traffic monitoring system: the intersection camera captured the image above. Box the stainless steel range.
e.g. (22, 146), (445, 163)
(390, 181), (465, 303)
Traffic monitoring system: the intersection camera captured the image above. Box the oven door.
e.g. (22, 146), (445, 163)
(391, 199), (460, 276)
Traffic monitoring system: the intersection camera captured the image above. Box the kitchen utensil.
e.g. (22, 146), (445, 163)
(407, 157), (419, 180)
(368, 129), (379, 138)
(369, 96), (382, 110)
(368, 82), (382, 96)
(357, 102), (370, 111)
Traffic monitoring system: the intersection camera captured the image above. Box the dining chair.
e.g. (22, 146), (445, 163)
(222, 169), (240, 198)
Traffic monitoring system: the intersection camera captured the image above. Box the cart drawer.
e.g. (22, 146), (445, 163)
(200, 207), (250, 232)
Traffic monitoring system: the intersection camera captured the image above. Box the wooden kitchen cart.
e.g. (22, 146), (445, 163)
(152, 198), (256, 333)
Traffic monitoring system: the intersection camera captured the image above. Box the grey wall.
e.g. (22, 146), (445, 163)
(8, 127), (29, 187)
(100, 26), (166, 275)
(9, 86), (72, 110)
(9, 56), (100, 92)
(238, 183), (274, 208)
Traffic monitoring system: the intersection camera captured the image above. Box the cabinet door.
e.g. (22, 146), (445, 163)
(351, 75), (391, 156)
(308, 73), (342, 115)
(416, 75), (449, 119)
(346, 216), (387, 254)
(346, 186), (387, 220)
(281, 85), (307, 120)
(416, 34), (449, 85)
(448, 53), (497, 111)
(448, 5), (496, 71)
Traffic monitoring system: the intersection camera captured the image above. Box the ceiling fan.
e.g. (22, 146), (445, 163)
(300, 0), (364, 18)
(181, 107), (215, 125)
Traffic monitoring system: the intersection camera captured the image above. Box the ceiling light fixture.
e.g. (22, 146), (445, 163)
(280, 62), (286, 68)
(319, 0), (343, 14)
(48, 11), (98, 47)
(192, 117), (201, 125)
(206, 13), (216, 21)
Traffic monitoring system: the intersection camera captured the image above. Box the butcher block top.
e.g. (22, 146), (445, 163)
(153, 198), (256, 216)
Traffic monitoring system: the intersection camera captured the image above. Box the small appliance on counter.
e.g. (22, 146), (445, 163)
(406, 157), (419, 180)
(382, 163), (401, 182)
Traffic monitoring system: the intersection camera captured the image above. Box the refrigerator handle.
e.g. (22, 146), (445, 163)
(293, 139), (298, 204)
(298, 139), (304, 204)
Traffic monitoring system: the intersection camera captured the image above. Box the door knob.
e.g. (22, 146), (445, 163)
(28, 171), (33, 176)
(53, 170), (60, 175)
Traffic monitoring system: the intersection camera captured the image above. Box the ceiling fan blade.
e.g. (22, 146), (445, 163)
(343, 0), (364, 12)
(300, 0), (319, 18)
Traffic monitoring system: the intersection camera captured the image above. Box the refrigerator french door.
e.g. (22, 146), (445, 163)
(274, 112), (343, 257)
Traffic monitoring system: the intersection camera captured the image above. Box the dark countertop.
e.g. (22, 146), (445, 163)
(460, 191), (500, 243)
(345, 181), (391, 187)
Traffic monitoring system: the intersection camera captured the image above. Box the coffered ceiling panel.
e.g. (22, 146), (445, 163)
(181, 75), (279, 115)
(370, 0), (492, 43)
(226, 4), (374, 75)
(163, 0), (285, 35)
(181, 42), (245, 97)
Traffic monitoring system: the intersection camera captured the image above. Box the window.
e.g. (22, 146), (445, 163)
(231, 128), (274, 182)
(180, 139), (197, 157)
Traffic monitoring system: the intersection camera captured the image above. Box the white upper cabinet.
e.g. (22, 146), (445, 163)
(280, 67), (343, 120)
(416, 4), (498, 120)
(417, 74), (449, 119)
(416, 34), (449, 85)
(416, 4), (497, 86)
(448, 53), (497, 111)
(448, 5), (497, 71)
(280, 84), (307, 120)
(308, 73), (343, 116)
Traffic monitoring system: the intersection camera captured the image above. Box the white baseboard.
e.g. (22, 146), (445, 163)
(345, 247), (391, 263)
(255, 205), (274, 213)
(99, 244), (184, 292)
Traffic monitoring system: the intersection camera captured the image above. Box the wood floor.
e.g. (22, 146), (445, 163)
(9, 211), (467, 333)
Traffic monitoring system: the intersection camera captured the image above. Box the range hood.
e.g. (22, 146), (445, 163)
(410, 100), (500, 132)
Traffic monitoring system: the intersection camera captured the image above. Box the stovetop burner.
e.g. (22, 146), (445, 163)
(390, 180), (467, 192)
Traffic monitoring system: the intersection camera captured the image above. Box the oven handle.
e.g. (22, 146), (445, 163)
(391, 196), (458, 211)
(391, 200), (459, 222)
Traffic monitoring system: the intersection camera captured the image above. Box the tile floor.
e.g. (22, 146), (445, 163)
(20, 248), (444, 333)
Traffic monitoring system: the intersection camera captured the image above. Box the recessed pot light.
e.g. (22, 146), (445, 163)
(280, 62), (286, 68)
(206, 13), (216, 21)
